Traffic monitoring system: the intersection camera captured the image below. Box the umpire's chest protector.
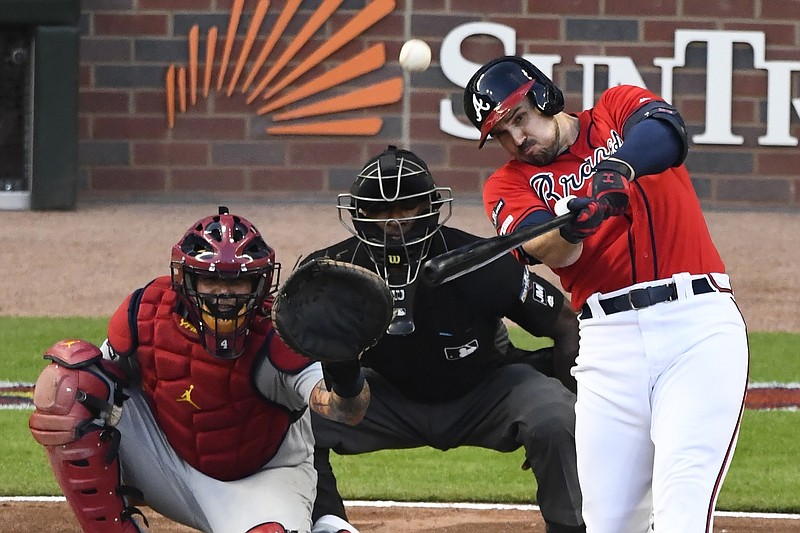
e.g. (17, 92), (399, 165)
(108, 277), (305, 481)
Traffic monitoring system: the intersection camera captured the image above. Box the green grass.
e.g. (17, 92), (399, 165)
(329, 409), (800, 512)
(0, 316), (108, 381)
(2, 318), (799, 512)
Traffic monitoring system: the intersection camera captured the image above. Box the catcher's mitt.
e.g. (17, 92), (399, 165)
(272, 258), (393, 362)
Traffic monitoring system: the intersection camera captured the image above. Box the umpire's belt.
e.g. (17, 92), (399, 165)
(580, 276), (717, 320)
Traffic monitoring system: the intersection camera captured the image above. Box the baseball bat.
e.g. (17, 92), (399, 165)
(421, 212), (574, 287)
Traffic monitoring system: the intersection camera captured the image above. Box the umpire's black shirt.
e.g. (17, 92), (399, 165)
(303, 226), (564, 403)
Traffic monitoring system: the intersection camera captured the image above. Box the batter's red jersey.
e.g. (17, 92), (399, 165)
(483, 84), (725, 310)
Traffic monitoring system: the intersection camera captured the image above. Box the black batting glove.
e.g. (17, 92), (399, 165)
(591, 157), (633, 218)
(322, 360), (365, 398)
(559, 197), (607, 244)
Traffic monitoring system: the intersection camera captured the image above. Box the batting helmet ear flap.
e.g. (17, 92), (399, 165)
(463, 55), (565, 147)
(529, 73), (565, 116)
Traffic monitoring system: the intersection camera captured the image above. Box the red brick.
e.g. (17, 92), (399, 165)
(451, 0), (525, 15)
(449, 143), (509, 169)
(605, 44), (677, 65)
(94, 14), (168, 36)
(287, 142), (364, 165)
(214, 91), (256, 113)
(494, 17), (560, 42)
(91, 168), (166, 191)
(414, 0), (446, 9)
(80, 91), (130, 114)
(371, 13), (404, 36)
(526, 0), (600, 15)
(761, 0), (800, 19)
(94, 117), (166, 139)
(643, 20), (715, 43)
(758, 150), (800, 174)
(172, 169), (246, 191)
(433, 169), (482, 194)
(683, 0), (754, 18)
(133, 142), (210, 165)
(251, 168), (325, 191)
(605, 0), (676, 15)
(732, 72), (767, 98)
(138, 0), (212, 9)
(170, 117), (248, 139)
(723, 23), (796, 46)
(135, 91), (171, 114)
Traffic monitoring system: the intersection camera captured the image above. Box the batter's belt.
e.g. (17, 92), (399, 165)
(580, 274), (731, 319)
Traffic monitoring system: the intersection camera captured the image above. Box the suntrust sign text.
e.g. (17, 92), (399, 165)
(440, 24), (800, 147)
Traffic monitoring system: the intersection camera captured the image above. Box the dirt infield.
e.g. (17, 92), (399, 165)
(1, 500), (798, 532)
(2, 199), (799, 532)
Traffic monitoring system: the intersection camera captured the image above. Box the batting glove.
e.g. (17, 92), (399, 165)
(591, 157), (633, 218)
(559, 197), (607, 244)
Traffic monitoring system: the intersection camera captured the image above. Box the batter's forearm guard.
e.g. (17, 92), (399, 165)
(28, 339), (146, 533)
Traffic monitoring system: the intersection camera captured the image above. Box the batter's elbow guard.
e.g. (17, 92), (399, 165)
(623, 100), (689, 165)
(28, 339), (146, 533)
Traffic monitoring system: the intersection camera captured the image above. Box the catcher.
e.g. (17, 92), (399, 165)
(29, 207), (391, 533)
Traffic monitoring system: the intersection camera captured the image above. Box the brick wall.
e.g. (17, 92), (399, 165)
(77, 0), (800, 207)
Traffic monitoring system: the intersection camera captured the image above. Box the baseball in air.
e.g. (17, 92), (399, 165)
(399, 39), (431, 72)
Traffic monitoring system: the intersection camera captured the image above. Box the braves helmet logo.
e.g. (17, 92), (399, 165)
(471, 94), (492, 123)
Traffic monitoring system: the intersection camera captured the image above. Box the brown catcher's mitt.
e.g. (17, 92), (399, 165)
(272, 258), (393, 362)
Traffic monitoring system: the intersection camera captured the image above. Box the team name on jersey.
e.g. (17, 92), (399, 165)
(529, 130), (625, 202)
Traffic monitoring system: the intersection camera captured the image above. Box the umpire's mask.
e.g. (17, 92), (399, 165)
(338, 145), (452, 334)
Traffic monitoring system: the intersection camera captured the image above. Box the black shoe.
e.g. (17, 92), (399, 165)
(545, 521), (586, 533)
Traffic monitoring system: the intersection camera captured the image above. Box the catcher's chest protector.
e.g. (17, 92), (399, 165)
(108, 278), (298, 481)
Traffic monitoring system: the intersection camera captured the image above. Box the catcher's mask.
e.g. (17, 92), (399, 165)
(337, 145), (452, 289)
(170, 206), (280, 359)
(463, 55), (564, 148)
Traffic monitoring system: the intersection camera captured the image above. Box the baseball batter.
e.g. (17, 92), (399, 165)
(463, 56), (749, 532)
(29, 207), (369, 533)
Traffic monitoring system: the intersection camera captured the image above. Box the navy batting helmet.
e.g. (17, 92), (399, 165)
(463, 56), (564, 148)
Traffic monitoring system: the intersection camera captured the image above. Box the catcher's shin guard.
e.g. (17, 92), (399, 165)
(29, 340), (145, 533)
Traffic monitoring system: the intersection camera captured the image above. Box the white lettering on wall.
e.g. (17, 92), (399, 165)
(439, 24), (799, 146)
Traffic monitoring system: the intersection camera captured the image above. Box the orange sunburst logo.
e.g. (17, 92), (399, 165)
(165, 0), (400, 136)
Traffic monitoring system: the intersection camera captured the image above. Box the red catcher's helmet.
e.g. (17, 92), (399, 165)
(463, 55), (564, 148)
(170, 206), (280, 359)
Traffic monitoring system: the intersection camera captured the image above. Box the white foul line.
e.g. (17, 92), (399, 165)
(2, 497), (798, 520)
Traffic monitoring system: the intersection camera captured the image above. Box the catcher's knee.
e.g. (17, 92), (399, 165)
(29, 339), (127, 446)
(29, 340), (142, 532)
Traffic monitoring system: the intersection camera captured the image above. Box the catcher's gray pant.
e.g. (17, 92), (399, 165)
(311, 364), (583, 528)
(117, 389), (317, 533)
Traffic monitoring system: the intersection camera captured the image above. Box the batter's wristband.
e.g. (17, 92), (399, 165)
(595, 156), (635, 181)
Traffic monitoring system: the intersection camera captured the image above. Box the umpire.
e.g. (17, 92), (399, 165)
(307, 146), (585, 533)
